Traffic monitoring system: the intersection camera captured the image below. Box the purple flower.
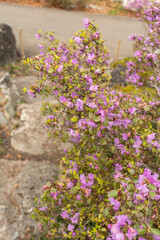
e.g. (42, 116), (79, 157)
(115, 233), (125, 240)
(39, 44), (44, 49)
(114, 138), (120, 146)
(27, 90), (35, 98)
(67, 181), (74, 189)
(122, 133), (128, 141)
(129, 107), (137, 115)
(47, 115), (55, 120)
(87, 52), (95, 63)
(35, 34), (41, 39)
(95, 69), (100, 74)
(85, 74), (93, 85)
(76, 194), (81, 200)
(87, 102), (97, 109)
(126, 227), (138, 240)
(147, 133), (156, 143)
(38, 207), (47, 211)
(78, 119), (87, 129)
(115, 215), (131, 226)
(88, 173), (94, 181)
(80, 174), (87, 186)
(89, 85), (99, 91)
(72, 58), (78, 65)
(61, 210), (69, 219)
(59, 96), (67, 103)
(75, 99), (84, 111)
(71, 212), (80, 224)
(83, 18), (90, 28)
(71, 92), (78, 98)
(133, 138), (142, 149)
(86, 121), (97, 128)
(57, 64), (63, 73)
(115, 164), (122, 172)
(108, 198), (120, 211)
(66, 101), (74, 108)
(67, 224), (75, 232)
(74, 36), (82, 44)
(117, 144), (126, 155)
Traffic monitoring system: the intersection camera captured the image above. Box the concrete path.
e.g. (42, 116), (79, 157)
(0, 3), (146, 59)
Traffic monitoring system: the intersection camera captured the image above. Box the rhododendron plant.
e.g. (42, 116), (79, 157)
(25, 2), (160, 239)
(126, 0), (160, 97)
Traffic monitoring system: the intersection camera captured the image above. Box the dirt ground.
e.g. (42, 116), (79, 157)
(0, 0), (137, 17)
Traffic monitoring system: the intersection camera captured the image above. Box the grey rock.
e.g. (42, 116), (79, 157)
(110, 63), (127, 85)
(11, 102), (72, 156)
(0, 159), (58, 240)
(0, 73), (20, 121)
(0, 24), (17, 66)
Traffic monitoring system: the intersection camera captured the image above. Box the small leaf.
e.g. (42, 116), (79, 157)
(148, 183), (156, 191)
(127, 201), (133, 207)
(48, 68), (54, 73)
(108, 190), (118, 198)
(151, 228), (160, 235)
(137, 228), (146, 234)
(71, 116), (78, 122)
(93, 116), (100, 122)
(149, 192), (156, 198)
(103, 208), (109, 216)
(129, 169), (135, 175)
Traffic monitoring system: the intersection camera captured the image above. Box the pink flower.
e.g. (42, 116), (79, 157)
(67, 181), (74, 189)
(108, 198), (120, 211)
(133, 136), (142, 149)
(61, 210), (69, 219)
(75, 99), (84, 111)
(89, 85), (99, 91)
(147, 133), (156, 143)
(83, 18), (90, 28)
(67, 224), (75, 232)
(35, 34), (41, 39)
(74, 36), (82, 44)
(122, 133), (128, 141)
(114, 138), (120, 146)
(129, 107), (137, 115)
(71, 213), (80, 224)
(57, 64), (63, 73)
(87, 102), (97, 109)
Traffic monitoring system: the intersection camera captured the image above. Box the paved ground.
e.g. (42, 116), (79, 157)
(0, 3), (146, 59)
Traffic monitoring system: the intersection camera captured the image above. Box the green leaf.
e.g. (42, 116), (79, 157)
(108, 190), (118, 198)
(137, 228), (146, 235)
(137, 205), (144, 210)
(93, 116), (100, 122)
(149, 192), (156, 198)
(148, 183), (156, 191)
(71, 116), (78, 122)
(151, 228), (160, 236)
(127, 201), (133, 207)
(129, 169), (135, 175)
(48, 68), (54, 73)
(102, 139), (107, 145)
(103, 208), (109, 216)
(103, 119), (108, 126)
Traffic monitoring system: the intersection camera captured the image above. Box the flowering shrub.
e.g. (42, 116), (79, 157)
(25, 5), (160, 240)
(126, 0), (160, 97)
(123, 0), (150, 11)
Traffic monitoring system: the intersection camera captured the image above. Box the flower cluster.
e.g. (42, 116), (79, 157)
(126, 0), (160, 97)
(25, 5), (160, 239)
(123, 0), (150, 11)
